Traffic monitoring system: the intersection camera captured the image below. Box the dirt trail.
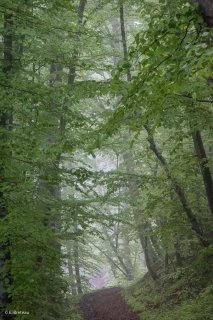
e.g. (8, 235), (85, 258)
(80, 287), (139, 320)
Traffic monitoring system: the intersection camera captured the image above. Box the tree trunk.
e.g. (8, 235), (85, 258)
(123, 236), (134, 280)
(150, 235), (163, 259)
(73, 239), (83, 294)
(68, 259), (77, 296)
(103, 228), (133, 280)
(63, 0), (88, 297)
(174, 240), (182, 267)
(119, 4), (131, 81)
(145, 127), (209, 247)
(68, 0), (87, 84)
(67, 242), (77, 296)
(191, 1), (213, 224)
(193, 131), (213, 223)
(138, 227), (158, 281)
(119, 4), (159, 280)
(165, 251), (169, 269)
(197, 0), (213, 27)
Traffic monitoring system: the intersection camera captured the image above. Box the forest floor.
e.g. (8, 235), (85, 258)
(123, 252), (213, 320)
(80, 287), (139, 320)
(75, 251), (213, 320)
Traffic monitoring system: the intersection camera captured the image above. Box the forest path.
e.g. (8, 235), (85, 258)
(80, 287), (139, 320)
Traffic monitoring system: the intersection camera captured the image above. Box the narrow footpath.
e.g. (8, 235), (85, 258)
(80, 287), (139, 320)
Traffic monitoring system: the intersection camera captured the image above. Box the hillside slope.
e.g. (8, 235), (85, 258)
(124, 247), (213, 320)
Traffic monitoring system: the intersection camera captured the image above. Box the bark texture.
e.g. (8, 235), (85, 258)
(193, 131), (213, 222)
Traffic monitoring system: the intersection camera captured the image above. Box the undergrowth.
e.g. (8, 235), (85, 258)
(124, 246), (213, 320)
(65, 294), (83, 320)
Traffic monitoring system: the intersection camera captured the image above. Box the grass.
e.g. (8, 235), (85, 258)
(124, 246), (213, 320)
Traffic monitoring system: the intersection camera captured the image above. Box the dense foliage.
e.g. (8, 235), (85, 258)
(0, 0), (213, 319)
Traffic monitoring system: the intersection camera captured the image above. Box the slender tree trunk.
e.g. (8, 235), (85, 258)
(165, 251), (169, 269)
(68, 259), (77, 296)
(190, 1), (213, 223)
(193, 131), (213, 222)
(150, 235), (163, 259)
(123, 235), (134, 279)
(66, 244), (76, 295)
(174, 240), (182, 267)
(66, 243), (77, 295)
(137, 222), (159, 280)
(35, 61), (64, 320)
(138, 228), (158, 281)
(103, 228), (133, 280)
(145, 127), (209, 247)
(92, 242), (129, 278)
(119, 4), (131, 81)
(60, 0), (87, 297)
(119, 4), (159, 280)
(41, 0), (87, 302)
(73, 235), (83, 294)
(67, 0), (87, 296)
(68, 0), (87, 84)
